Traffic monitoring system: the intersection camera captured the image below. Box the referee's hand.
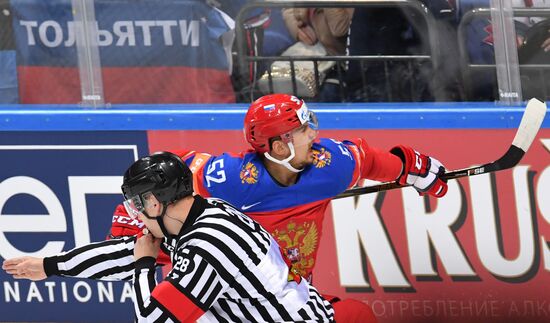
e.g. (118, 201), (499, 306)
(134, 230), (161, 261)
(2, 256), (47, 281)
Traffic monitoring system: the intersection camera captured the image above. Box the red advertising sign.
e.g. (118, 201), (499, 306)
(149, 128), (550, 323)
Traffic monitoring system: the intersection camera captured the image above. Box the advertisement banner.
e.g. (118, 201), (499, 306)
(0, 131), (149, 322)
(11, 0), (235, 103)
(0, 125), (549, 322)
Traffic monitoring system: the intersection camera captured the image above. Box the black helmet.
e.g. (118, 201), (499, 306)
(121, 151), (193, 208)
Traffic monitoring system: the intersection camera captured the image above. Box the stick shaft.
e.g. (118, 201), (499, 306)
(333, 99), (546, 200)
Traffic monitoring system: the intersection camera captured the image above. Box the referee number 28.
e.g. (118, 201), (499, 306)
(174, 254), (192, 275)
(206, 159), (226, 187)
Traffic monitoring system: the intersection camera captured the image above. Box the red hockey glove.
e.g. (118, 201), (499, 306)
(108, 204), (171, 266)
(108, 204), (145, 239)
(390, 145), (448, 198)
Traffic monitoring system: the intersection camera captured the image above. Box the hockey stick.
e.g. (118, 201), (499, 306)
(333, 98), (547, 200)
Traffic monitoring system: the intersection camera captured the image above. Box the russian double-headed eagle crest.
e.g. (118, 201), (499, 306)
(273, 221), (318, 278)
(312, 148), (332, 168)
(240, 162), (259, 184)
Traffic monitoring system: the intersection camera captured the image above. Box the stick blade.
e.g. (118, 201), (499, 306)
(512, 98), (547, 152)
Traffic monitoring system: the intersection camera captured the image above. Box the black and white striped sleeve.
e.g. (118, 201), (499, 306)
(132, 246), (230, 322)
(43, 236), (136, 281)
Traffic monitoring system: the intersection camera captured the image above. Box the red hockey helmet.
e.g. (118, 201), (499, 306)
(244, 94), (318, 153)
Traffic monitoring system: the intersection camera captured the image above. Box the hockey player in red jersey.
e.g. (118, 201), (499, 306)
(176, 94), (447, 277)
(137, 93), (447, 321)
(3, 94), (448, 322)
(176, 94), (447, 322)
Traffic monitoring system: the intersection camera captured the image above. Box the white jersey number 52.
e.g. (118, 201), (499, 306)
(205, 159), (227, 187)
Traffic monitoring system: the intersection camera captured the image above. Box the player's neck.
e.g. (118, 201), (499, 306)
(263, 159), (299, 186)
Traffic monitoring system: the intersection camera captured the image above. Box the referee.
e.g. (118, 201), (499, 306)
(2, 151), (334, 322)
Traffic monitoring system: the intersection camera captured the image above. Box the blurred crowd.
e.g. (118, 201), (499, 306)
(1, 0), (550, 105)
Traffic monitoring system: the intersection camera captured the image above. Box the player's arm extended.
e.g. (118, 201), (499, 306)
(345, 138), (448, 197)
(344, 138), (403, 182)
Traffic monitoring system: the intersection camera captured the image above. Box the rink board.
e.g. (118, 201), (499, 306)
(0, 102), (549, 322)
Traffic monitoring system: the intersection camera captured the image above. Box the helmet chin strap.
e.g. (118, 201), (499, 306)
(263, 142), (304, 173)
(142, 203), (173, 238)
(155, 203), (174, 238)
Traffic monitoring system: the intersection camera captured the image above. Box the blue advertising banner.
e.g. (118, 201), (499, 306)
(12, 0), (231, 68)
(0, 131), (149, 322)
(10, 0), (235, 103)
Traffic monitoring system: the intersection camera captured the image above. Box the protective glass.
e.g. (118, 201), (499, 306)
(282, 111), (319, 148)
(123, 192), (149, 219)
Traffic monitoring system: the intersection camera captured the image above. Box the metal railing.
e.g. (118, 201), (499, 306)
(235, 0), (441, 102)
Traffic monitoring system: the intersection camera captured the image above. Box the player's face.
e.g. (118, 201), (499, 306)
(288, 123), (318, 168)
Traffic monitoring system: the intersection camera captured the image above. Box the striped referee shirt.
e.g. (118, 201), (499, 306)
(44, 195), (334, 322)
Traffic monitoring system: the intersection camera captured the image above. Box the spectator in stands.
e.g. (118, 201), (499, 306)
(211, 0), (294, 57)
(459, 0), (550, 101)
(212, 1), (295, 102)
(282, 7), (353, 56)
(345, 0), (461, 102)
(282, 7), (354, 102)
